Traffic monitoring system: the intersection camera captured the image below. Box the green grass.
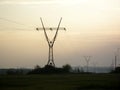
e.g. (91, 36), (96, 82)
(0, 74), (120, 90)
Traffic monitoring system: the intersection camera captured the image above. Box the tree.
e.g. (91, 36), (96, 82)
(34, 65), (41, 69)
(62, 64), (72, 73)
(111, 67), (120, 73)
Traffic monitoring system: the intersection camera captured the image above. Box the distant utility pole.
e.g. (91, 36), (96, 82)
(111, 59), (114, 71)
(114, 54), (117, 69)
(84, 56), (91, 72)
(36, 17), (66, 67)
(117, 48), (120, 65)
(114, 48), (120, 69)
(93, 62), (97, 73)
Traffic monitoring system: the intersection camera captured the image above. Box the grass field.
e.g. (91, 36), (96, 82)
(0, 74), (120, 90)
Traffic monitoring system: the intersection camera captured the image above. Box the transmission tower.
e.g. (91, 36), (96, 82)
(114, 53), (117, 69)
(114, 48), (120, 68)
(117, 48), (120, 66)
(84, 56), (91, 72)
(36, 17), (66, 67)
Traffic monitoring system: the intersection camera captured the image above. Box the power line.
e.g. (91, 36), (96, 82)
(0, 27), (33, 31)
(0, 17), (34, 28)
(0, 17), (37, 31)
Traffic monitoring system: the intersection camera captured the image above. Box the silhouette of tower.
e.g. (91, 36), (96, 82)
(84, 56), (91, 72)
(36, 18), (66, 67)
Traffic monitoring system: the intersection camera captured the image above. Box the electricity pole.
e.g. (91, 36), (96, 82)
(36, 17), (66, 67)
(114, 54), (117, 69)
(117, 48), (120, 66)
(114, 48), (120, 69)
(84, 56), (91, 72)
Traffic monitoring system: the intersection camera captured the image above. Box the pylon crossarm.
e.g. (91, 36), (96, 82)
(40, 18), (50, 44)
(36, 27), (66, 31)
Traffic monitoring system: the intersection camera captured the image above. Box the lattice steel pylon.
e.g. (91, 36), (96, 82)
(36, 17), (66, 67)
(84, 56), (91, 72)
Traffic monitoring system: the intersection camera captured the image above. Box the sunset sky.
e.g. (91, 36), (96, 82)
(0, 0), (120, 68)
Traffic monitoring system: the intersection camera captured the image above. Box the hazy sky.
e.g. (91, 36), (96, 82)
(0, 0), (120, 68)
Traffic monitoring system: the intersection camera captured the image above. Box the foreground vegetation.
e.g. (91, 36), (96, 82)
(0, 74), (120, 90)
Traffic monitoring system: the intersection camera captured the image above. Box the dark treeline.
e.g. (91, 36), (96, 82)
(0, 68), (31, 75)
(0, 64), (120, 75)
(28, 64), (72, 74)
(111, 67), (120, 73)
